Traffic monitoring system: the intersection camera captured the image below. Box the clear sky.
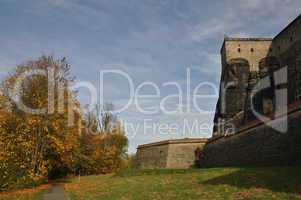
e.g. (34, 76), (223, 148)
(0, 0), (300, 153)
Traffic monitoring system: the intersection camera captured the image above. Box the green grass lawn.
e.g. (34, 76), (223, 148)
(64, 166), (301, 200)
(1, 167), (300, 200)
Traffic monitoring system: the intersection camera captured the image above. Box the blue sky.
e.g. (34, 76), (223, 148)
(0, 0), (300, 152)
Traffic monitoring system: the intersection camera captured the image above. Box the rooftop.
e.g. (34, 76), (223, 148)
(224, 37), (273, 41)
(274, 14), (301, 39)
(137, 138), (208, 149)
(220, 14), (301, 53)
(220, 37), (273, 53)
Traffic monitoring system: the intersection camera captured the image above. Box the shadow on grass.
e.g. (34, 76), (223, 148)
(201, 166), (301, 195)
(116, 168), (201, 177)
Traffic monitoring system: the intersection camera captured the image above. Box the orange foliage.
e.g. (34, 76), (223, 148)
(0, 56), (128, 191)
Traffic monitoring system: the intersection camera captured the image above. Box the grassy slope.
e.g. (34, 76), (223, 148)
(2, 167), (300, 200)
(64, 167), (301, 200)
(0, 185), (50, 200)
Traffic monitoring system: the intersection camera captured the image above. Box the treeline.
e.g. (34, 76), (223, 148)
(0, 56), (128, 191)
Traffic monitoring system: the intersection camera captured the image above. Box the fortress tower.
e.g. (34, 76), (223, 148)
(202, 15), (301, 167)
(213, 15), (301, 137)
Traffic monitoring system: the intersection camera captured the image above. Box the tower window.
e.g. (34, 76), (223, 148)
(250, 48), (254, 52)
(290, 37), (293, 42)
(238, 48), (241, 53)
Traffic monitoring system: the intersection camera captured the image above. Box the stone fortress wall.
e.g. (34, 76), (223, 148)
(136, 15), (301, 169)
(204, 109), (301, 167)
(136, 138), (207, 169)
(215, 38), (273, 126)
(136, 142), (169, 169)
(204, 15), (301, 167)
(221, 38), (272, 72)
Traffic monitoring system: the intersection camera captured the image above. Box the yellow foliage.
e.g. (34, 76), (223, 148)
(0, 56), (128, 191)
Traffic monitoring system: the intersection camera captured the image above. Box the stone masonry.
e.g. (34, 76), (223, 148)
(204, 15), (301, 167)
(136, 138), (207, 169)
(214, 15), (301, 136)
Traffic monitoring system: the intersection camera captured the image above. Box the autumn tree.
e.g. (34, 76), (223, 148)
(77, 104), (128, 174)
(0, 56), (81, 189)
(0, 56), (128, 190)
